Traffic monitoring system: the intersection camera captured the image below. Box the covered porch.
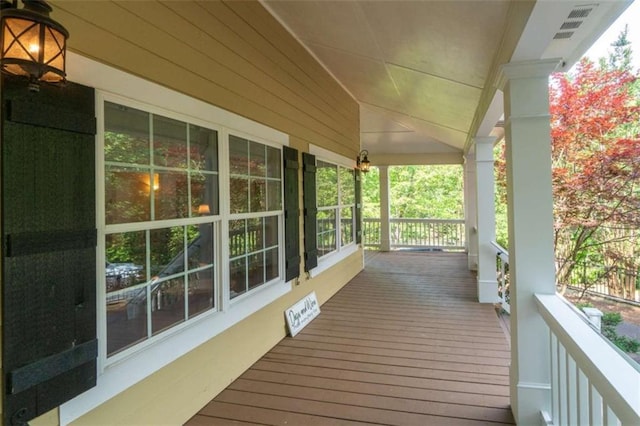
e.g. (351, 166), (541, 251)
(2, 1), (638, 425)
(188, 251), (513, 425)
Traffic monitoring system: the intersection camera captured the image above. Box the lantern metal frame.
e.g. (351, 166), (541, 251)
(356, 149), (371, 173)
(0, 0), (68, 89)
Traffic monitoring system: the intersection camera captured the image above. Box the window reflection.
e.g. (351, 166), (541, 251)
(317, 161), (338, 207)
(315, 163), (356, 259)
(151, 278), (185, 335)
(341, 207), (354, 246)
(189, 124), (218, 172)
(153, 115), (187, 168)
(249, 141), (266, 176)
(230, 177), (249, 214)
(154, 171), (189, 220)
(106, 231), (147, 355)
(228, 214), (280, 299)
(340, 167), (355, 205)
(105, 167), (151, 224)
(104, 101), (150, 165)
(105, 212), (216, 356)
(188, 269), (214, 318)
(229, 135), (249, 175)
(317, 209), (337, 256)
(191, 173), (219, 216)
(230, 258), (246, 298)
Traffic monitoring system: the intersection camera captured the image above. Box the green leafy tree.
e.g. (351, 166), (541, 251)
(362, 165), (464, 219)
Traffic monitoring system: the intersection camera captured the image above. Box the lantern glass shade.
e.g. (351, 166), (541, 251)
(359, 157), (370, 173)
(1, 8), (68, 83)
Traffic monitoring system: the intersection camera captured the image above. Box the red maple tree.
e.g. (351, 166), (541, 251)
(550, 57), (640, 292)
(496, 54), (640, 294)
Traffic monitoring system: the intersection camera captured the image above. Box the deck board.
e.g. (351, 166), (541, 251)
(187, 252), (514, 425)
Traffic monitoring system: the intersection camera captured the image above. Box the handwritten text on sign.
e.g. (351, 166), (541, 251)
(285, 292), (320, 337)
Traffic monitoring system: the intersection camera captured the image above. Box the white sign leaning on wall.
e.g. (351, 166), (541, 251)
(285, 291), (321, 337)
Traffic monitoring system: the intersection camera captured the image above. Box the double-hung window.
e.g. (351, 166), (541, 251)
(316, 160), (356, 259)
(101, 101), (286, 360)
(103, 100), (219, 357)
(228, 135), (282, 299)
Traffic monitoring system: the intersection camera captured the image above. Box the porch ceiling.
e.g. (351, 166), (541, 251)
(263, 0), (632, 159)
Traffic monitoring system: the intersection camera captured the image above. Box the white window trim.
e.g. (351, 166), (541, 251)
(61, 53), (290, 424)
(308, 145), (358, 278)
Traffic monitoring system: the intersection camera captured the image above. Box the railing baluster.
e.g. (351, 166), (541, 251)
(362, 218), (466, 249)
(551, 333), (559, 424)
(537, 294), (639, 426)
(577, 369), (589, 425)
(603, 404), (617, 426)
(558, 341), (568, 425)
(567, 354), (578, 425)
(590, 385), (603, 426)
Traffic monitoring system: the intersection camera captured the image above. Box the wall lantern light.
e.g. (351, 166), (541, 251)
(356, 149), (371, 173)
(0, 0), (69, 90)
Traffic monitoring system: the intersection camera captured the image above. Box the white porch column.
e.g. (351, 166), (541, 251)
(475, 137), (499, 302)
(379, 165), (391, 252)
(463, 151), (478, 271)
(497, 59), (560, 425)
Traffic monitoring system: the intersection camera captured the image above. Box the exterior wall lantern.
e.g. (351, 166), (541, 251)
(356, 149), (371, 173)
(0, 0), (69, 90)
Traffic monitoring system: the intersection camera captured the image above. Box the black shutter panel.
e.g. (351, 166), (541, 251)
(355, 170), (363, 244)
(282, 146), (300, 282)
(302, 153), (318, 271)
(2, 76), (97, 425)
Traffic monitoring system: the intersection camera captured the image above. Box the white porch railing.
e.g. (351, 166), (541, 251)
(491, 241), (510, 313)
(363, 218), (465, 250)
(535, 294), (640, 426)
(489, 241), (640, 425)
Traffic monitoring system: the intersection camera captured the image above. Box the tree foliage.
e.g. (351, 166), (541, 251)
(496, 33), (640, 293)
(362, 165), (464, 219)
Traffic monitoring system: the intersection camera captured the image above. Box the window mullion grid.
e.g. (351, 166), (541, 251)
(219, 130), (231, 311)
(262, 218), (266, 284)
(336, 168), (342, 251)
(186, 124), (192, 218)
(185, 125), (192, 320)
(149, 113), (156, 222)
(145, 229), (152, 339)
(183, 225), (189, 321)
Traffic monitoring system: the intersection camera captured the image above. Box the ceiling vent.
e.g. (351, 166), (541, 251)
(554, 32), (575, 40)
(560, 21), (582, 30)
(568, 7), (594, 19)
(553, 4), (597, 41)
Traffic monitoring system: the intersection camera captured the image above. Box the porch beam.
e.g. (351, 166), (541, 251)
(379, 165), (391, 252)
(475, 137), (499, 303)
(497, 58), (561, 425)
(463, 151), (478, 271)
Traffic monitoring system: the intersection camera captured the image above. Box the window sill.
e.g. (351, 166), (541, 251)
(309, 243), (359, 278)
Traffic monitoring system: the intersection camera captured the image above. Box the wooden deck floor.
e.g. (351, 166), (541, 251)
(187, 251), (513, 425)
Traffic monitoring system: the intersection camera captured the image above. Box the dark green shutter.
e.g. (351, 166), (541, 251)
(283, 146), (300, 282)
(302, 153), (318, 271)
(355, 169), (363, 244)
(2, 76), (97, 425)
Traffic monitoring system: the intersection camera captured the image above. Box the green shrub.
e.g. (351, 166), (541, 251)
(612, 335), (640, 353)
(602, 312), (623, 327)
(600, 311), (639, 354)
(576, 302), (594, 310)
